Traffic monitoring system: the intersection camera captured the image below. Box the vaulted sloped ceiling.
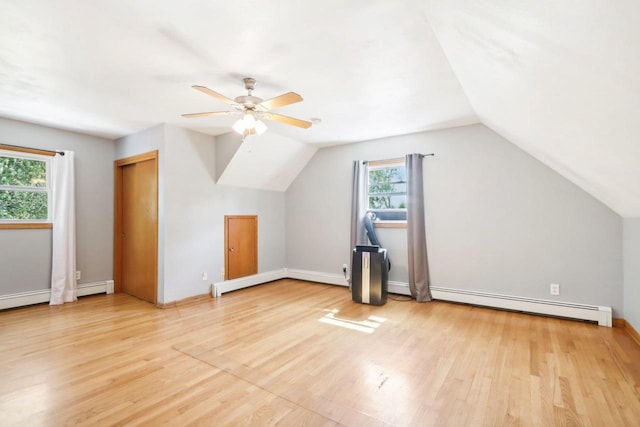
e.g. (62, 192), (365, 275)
(0, 1), (638, 215)
(216, 132), (317, 192)
(425, 1), (640, 217)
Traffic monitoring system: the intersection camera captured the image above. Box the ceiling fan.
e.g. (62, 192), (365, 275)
(182, 77), (312, 138)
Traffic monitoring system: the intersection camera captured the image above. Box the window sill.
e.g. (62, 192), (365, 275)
(373, 221), (407, 229)
(0, 223), (52, 229)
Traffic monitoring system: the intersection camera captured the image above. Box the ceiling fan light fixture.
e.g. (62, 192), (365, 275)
(232, 118), (245, 134)
(242, 112), (256, 129)
(254, 120), (267, 135)
(233, 112), (266, 137)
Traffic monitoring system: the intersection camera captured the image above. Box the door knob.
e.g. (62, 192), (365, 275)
(229, 247), (235, 252)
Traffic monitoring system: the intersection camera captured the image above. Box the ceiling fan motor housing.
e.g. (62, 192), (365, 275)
(234, 95), (263, 109)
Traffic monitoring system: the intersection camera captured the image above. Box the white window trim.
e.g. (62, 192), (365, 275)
(0, 149), (53, 224)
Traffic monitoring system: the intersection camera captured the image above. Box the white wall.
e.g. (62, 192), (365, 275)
(2, 117), (627, 321)
(286, 124), (624, 315)
(163, 125), (286, 303)
(116, 124), (286, 304)
(164, 125), (214, 302)
(215, 132), (241, 182)
(623, 218), (640, 332)
(1, 229), (52, 294)
(0, 118), (114, 295)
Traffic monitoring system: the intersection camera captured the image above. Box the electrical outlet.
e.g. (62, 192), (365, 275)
(342, 263), (348, 272)
(550, 283), (560, 296)
(75, 271), (81, 280)
(202, 272), (208, 281)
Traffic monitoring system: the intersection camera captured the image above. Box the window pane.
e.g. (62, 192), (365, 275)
(368, 167), (405, 183)
(368, 182), (406, 195)
(368, 164), (407, 211)
(0, 156), (47, 187)
(369, 195), (406, 209)
(0, 190), (48, 220)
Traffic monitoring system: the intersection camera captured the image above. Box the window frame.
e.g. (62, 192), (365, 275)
(366, 158), (407, 228)
(0, 147), (53, 229)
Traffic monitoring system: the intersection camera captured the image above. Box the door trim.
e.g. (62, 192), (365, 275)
(114, 150), (159, 302)
(224, 215), (258, 280)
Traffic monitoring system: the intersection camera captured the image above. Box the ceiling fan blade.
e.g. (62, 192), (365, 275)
(182, 111), (232, 118)
(258, 92), (303, 110)
(192, 85), (238, 105)
(263, 112), (312, 129)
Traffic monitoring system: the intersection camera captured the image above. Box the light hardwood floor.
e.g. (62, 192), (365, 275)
(1, 279), (639, 426)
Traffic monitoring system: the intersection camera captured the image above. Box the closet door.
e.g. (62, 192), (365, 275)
(225, 215), (257, 280)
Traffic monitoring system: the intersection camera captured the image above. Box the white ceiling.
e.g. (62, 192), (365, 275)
(425, 0), (640, 217)
(0, 0), (476, 143)
(1, 1), (639, 216)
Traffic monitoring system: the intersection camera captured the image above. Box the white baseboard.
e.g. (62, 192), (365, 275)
(388, 281), (411, 296)
(116, 264), (615, 328)
(285, 269), (348, 287)
(5, 272), (609, 327)
(212, 269), (287, 297)
(429, 286), (612, 327)
(212, 269), (351, 298)
(260, 269), (612, 327)
(0, 280), (115, 310)
(283, 270), (409, 295)
(77, 280), (115, 297)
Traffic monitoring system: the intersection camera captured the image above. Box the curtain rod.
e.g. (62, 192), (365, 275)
(363, 153), (434, 164)
(0, 143), (65, 156)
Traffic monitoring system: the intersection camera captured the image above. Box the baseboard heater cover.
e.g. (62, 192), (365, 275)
(0, 280), (115, 310)
(212, 269), (349, 298)
(285, 269), (348, 287)
(212, 269), (288, 297)
(211, 269), (612, 327)
(430, 286), (612, 327)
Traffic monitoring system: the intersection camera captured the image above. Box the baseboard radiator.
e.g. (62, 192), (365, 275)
(0, 280), (115, 310)
(212, 268), (350, 297)
(429, 286), (612, 327)
(212, 269), (612, 327)
(212, 269), (288, 297)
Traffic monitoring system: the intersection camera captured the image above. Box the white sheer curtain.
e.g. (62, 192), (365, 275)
(50, 151), (77, 305)
(349, 160), (367, 289)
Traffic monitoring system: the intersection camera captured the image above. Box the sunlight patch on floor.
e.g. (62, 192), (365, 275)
(318, 309), (387, 334)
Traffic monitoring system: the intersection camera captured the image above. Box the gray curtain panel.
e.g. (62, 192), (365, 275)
(349, 160), (367, 289)
(406, 154), (432, 302)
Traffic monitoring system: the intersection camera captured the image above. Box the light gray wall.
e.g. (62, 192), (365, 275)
(214, 132), (241, 182)
(0, 117), (114, 295)
(116, 124), (286, 304)
(286, 124), (624, 315)
(163, 125), (286, 303)
(623, 218), (640, 331)
(115, 124), (165, 159)
(1, 229), (52, 294)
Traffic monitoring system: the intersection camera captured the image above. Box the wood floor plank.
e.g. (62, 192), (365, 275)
(1, 279), (640, 426)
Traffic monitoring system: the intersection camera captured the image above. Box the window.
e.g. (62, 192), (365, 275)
(367, 159), (407, 223)
(0, 149), (52, 223)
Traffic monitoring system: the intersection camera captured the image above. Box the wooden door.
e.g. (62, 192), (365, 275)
(225, 215), (258, 280)
(114, 151), (158, 304)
